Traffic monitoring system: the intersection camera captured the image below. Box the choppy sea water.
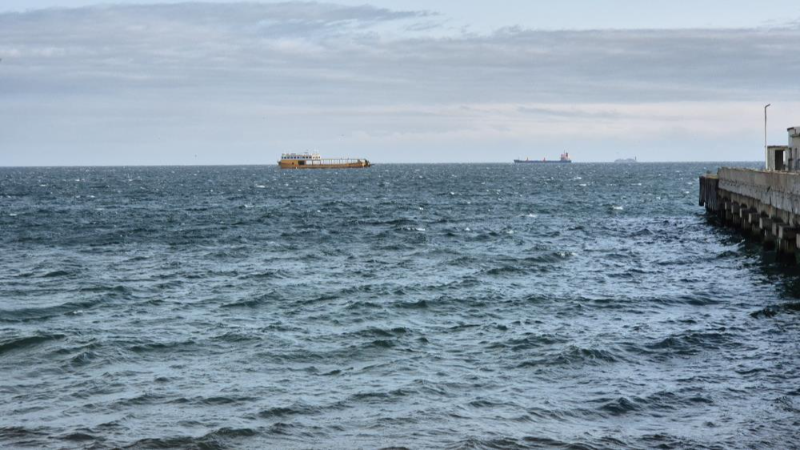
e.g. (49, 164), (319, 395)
(1, 162), (799, 449)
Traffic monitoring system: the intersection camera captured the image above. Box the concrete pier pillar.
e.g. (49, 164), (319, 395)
(745, 209), (760, 236)
(723, 201), (733, 224)
(759, 217), (773, 231)
(731, 203), (741, 228)
(795, 234), (800, 264)
(777, 225), (798, 257)
(760, 216), (776, 249)
(772, 221), (783, 238)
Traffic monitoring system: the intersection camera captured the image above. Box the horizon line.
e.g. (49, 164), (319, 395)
(0, 161), (761, 168)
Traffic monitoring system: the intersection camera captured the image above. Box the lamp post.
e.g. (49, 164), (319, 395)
(765, 104), (771, 170)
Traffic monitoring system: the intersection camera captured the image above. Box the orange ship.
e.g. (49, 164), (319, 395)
(278, 152), (371, 169)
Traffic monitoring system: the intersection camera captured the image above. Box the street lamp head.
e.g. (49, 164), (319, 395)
(765, 104), (771, 108)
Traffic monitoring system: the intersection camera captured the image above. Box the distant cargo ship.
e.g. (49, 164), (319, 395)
(514, 152), (572, 164)
(278, 152), (371, 170)
(614, 157), (638, 163)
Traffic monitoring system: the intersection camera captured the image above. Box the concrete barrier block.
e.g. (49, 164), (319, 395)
(779, 226), (798, 240)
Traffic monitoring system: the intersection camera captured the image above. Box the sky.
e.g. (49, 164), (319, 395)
(1, 1), (799, 165)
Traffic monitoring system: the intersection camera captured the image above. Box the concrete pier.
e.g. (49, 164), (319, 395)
(700, 126), (800, 260)
(700, 168), (800, 261)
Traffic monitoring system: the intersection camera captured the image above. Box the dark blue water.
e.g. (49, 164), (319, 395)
(1, 163), (799, 449)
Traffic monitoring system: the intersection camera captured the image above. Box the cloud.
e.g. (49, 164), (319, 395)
(2, 3), (797, 103)
(0, 2), (798, 164)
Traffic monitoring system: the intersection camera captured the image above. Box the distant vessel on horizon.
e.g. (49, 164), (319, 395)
(278, 152), (371, 170)
(614, 157), (638, 163)
(514, 152), (572, 164)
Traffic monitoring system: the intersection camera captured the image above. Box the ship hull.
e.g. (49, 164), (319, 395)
(514, 160), (572, 164)
(279, 161), (371, 170)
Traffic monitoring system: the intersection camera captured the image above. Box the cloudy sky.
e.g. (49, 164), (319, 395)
(1, 1), (799, 165)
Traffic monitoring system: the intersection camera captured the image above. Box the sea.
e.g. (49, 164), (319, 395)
(1, 162), (799, 449)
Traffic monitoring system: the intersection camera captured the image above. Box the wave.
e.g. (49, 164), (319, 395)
(0, 300), (103, 322)
(751, 302), (800, 318)
(68, 350), (99, 367)
(481, 253), (573, 277)
(345, 301), (382, 310)
(596, 396), (643, 416)
(258, 403), (318, 419)
(128, 339), (197, 354)
(454, 436), (594, 449)
(78, 284), (130, 295)
(39, 269), (78, 278)
(349, 389), (410, 404)
(366, 339), (396, 349)
(487, 334), (566, 351)
(352, 327), (410, 338)
(58, 430), (100, 442)
(112, 393), (169, 408)
(644, 331), (735, 357)
(220, 293), (280, 308)
(126, 428), (259, 449)
(212, 332), (261, 343)
(237, 269), (288, 280)
(517, 346), (622, 368)
(484, 265), (533, 276)
(591, 391), (715, 418)
(0, 334), (66, 356)
(446, 255), (480, 267)
(169, 396), (258, 406)
(0, 426), (48, 446)
(357, 217), (417, 227)
(394, 300), (429, 309)
(208, 427), (258, 438)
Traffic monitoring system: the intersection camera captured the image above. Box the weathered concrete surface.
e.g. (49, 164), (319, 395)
(717, 168), (800, 220)
(700, 168), (800, 261)
(699, 175), (719, 210)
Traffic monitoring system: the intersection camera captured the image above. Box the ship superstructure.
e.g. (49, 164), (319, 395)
(514, 152), (572, 164)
